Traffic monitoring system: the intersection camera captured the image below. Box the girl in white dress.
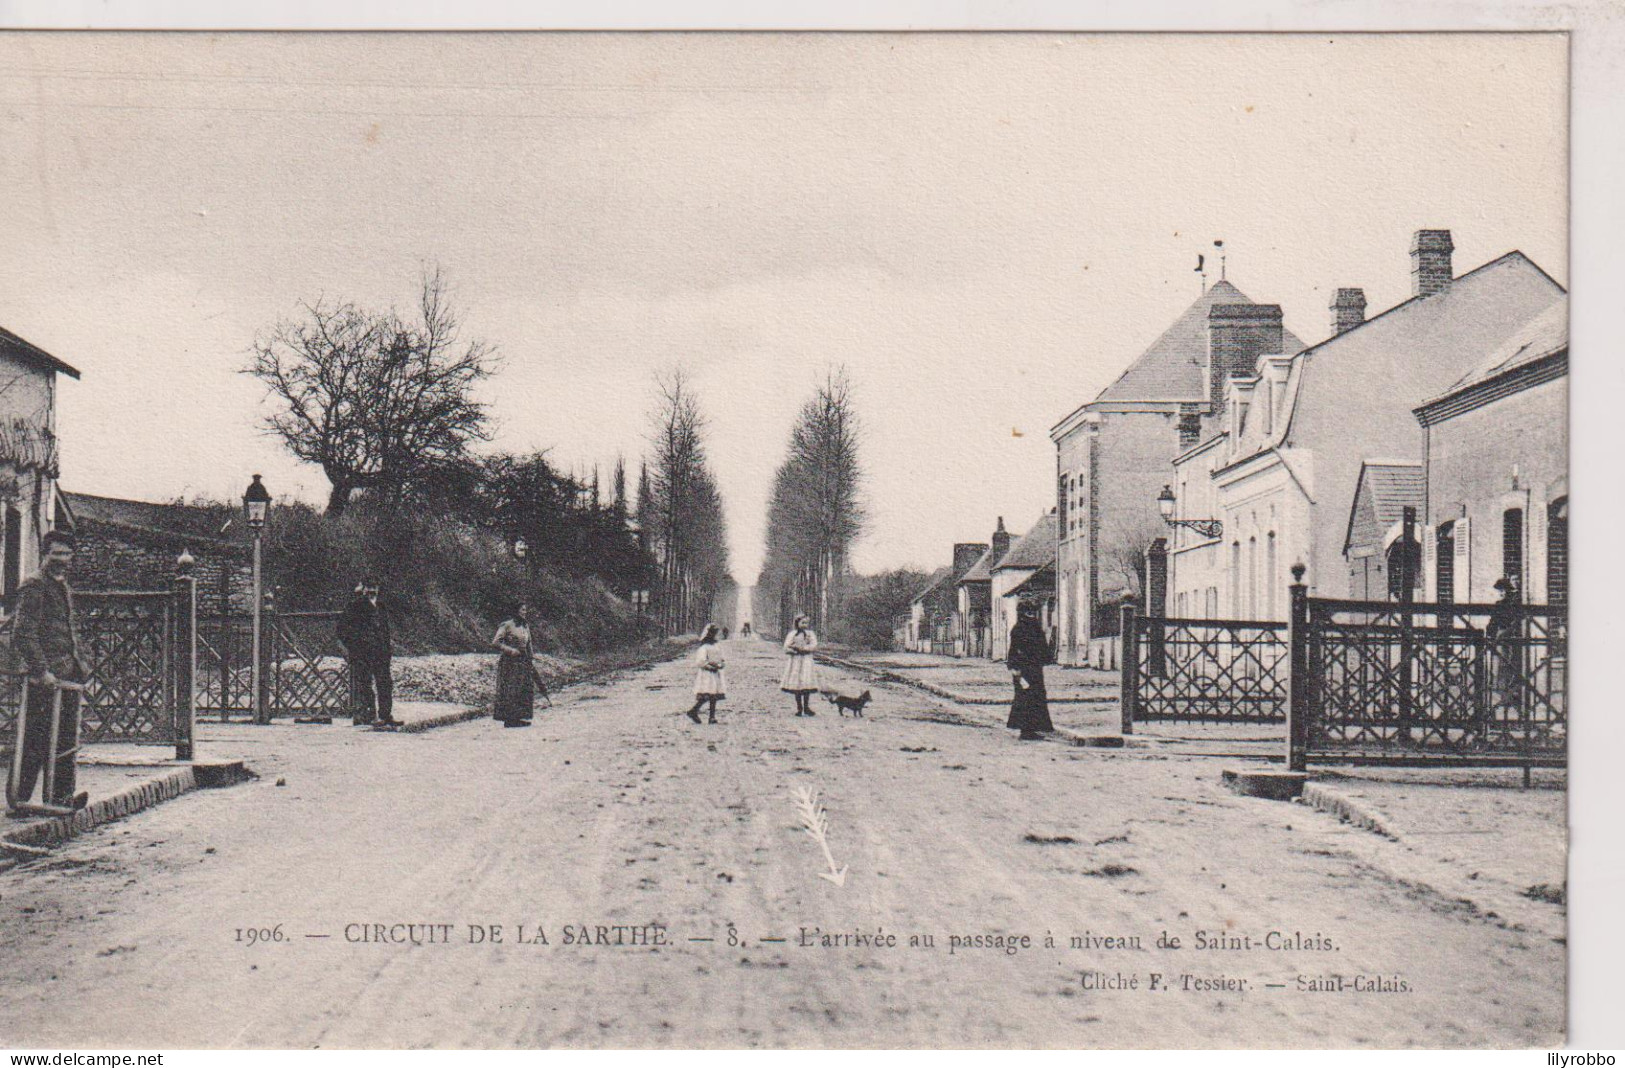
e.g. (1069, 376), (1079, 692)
(686, 624), (726, 724)
(780, 615), (821, 716)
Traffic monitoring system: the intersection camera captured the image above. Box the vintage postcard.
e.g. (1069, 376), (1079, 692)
(0, 28), (1575, 1051)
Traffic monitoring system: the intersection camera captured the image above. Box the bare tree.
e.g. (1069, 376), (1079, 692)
(644, 368), (731, 633)
(757, 367), (866, 633)
(1098, 513), (1167, 606)
(246, 266), (495, 515)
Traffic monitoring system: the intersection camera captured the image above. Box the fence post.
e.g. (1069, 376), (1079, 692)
(255, 590), (275, 724)
(1147, 538), (1169, 678)
(1119, 599), (1139, 735)
(1398, 506), (1416, 744)
(173, 555), (197, 762)
(1285, 564), (1309, 771)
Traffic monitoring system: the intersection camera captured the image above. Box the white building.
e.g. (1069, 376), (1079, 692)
(0, 323), (80, 605)
(1168, 231), (1564, 616)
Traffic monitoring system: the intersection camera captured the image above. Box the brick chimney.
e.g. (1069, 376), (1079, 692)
(990, 517), (1012, 566)
(1330, 288), (1367, 336)
(1410, 229), (1454, 298)
(1207, 303), (1284, 415)
(952, 542), (987, 576)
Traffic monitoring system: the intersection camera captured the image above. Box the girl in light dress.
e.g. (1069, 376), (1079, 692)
(686, 623), (726, 725)
(780, 615), (821, 717)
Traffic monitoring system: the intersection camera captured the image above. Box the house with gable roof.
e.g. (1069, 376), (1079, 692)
(1050, 277), (1304, 666)
(989, 511), (1059, 661)
(1342, 460), (1427, 601)
(953, 517), (1011, 659)
(1168, 230), (1565, 615)
(1413, 296), (1568, 607)
(903, 541), (985, 653)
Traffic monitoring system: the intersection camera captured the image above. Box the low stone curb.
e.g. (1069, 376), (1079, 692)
(3, 759), (253, 852)
(1299, 780), (1402, 840)
(1292, 779), (1563, 941)
(393, 708), (490, 734)
(390, 643), (694, 733)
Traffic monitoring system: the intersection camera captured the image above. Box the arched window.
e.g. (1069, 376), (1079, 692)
(1386, 535), (1422, 601)
(1502, 507), (1525, 590)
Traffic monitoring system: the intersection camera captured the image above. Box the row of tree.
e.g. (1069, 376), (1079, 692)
(640, 370), (732, 634)
(246, 268), (732, 637)
(755, 369), (866, 637)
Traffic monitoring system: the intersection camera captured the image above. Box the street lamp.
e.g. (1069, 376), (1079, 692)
(513, 537), (528, 561)
(243, 474), (271, 724)
(1157, 484), (1223, 539)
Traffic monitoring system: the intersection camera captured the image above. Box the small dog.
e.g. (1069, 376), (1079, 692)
(824, 689), (873, 718)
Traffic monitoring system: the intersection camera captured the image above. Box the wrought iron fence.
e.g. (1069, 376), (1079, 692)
(1, 590), (185, 746)
(197, 614), (253, 719)
(1119, 603), (1287, 730)
(197, 610), (349, 719)
(1292, 594), (1565, 768)
(268, 611), (349, 717)
(75, 591), (180, 744)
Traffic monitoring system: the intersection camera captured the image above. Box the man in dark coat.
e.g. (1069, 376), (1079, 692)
(1484, 576), (1522, 715)
(1006, 599), (1055, 741)
(337, 578), (398, 726)
(10, 529), (89, 810)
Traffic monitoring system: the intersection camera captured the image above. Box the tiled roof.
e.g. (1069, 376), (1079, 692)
(909, 566), (953, 604)
(1094, 280), (1305, 404)
(1437, 296), (1567, 397)
(1343, 461), (1425, 555)
(993, 513), (1058, 571)
(1278, 252), (1565, 451)
(0, 324), (81, 379)
(958, 548), (996, 584)
(1003, 560), (1057, 599)
(63, 491), (244, 548)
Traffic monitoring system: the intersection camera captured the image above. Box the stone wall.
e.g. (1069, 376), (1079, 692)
(70, 521), (253, 616)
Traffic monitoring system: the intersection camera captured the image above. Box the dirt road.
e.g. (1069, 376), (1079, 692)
(0, 639), (1563, 1048)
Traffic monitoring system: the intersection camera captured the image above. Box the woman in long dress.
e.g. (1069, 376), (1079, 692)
(686, 624), (727, 725)
(1006, 600), (1055, 740)
(781, 615), (821, 716)
(493, 603), (536, 728)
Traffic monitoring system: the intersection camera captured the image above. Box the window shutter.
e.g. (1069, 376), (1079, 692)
(1453, 517), (1471, 602)
(1528, 500), (1548, 604)
(1422, 524), (1437, 601)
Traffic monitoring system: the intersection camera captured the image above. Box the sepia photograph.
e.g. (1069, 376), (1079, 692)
(0, 15), (1598, 1053)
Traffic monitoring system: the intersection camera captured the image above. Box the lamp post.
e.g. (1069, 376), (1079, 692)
(243, 474), (271, 724)
(175, 549), (196, 761)
(1157, 484), (1223, 539)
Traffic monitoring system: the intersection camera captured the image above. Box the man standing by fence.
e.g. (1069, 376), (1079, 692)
(11, 529), (88, 811)
(337, 578), (398, 727)
(1485, 576), (1523, 717)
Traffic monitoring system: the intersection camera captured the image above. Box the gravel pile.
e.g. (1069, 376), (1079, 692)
(391, 652), (584, 707)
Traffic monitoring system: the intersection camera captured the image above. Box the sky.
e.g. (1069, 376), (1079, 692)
(0, 32), (1566, 581)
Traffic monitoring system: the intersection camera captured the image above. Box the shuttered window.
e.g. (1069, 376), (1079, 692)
(1547, 499), (1567, 606)
(1503, 508), (1525, 589)
(1435, 521), (1455, 605)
